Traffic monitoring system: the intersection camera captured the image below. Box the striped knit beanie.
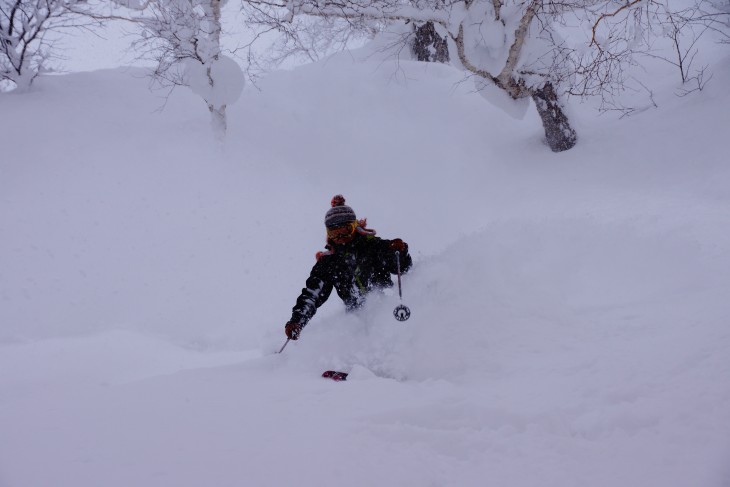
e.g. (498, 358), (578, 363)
(324, 195), (357, 229)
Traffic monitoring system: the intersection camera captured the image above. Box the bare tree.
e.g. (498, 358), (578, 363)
(1, 0), (86, 91)
(241, 0), (582, 151)
(114, 0), (245, 137)
(239, 1), (573, 150)
(576, 0), (729, 108)
(241, 0), (729, 152)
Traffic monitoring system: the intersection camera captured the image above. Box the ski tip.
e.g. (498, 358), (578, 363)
(322, 370), (348, 381)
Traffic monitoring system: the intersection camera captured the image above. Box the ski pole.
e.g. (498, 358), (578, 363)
(277, 338), (290, 354)
(393, 251), (411, 321)
(395, 251), (403, 299)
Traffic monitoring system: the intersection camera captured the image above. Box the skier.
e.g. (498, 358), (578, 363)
(284, 195), (412, 341)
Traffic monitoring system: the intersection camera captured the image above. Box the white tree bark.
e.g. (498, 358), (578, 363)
(205, 0), (226, 137)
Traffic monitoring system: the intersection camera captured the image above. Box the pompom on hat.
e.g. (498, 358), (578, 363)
(324, 195), (357, 229)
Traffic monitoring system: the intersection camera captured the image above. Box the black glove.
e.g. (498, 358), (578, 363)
(285, 321), (303, 340)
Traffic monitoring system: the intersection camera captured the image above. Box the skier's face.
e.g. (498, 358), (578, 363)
(327, 222), (356, 244)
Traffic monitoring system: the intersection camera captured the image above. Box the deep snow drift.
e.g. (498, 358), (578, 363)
(1, 45), (730, 486)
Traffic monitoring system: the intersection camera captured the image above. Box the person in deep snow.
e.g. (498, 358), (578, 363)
(284, 195), (412, 340)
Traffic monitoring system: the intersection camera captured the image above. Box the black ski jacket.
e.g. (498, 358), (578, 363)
(290, 233), (412, 327)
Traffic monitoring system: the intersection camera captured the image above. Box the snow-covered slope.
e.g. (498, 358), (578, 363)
(1, 48), (729, 486)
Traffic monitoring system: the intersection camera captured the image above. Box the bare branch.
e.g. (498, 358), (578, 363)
(590, 0), (643, 50)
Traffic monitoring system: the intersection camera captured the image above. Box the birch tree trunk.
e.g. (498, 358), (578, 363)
(208, 103), (227, 135)
(411, 22), (449, 63)
(453, 3), (578, 152)
(531, 82), (577, 152)
(206, 0), (227, 137)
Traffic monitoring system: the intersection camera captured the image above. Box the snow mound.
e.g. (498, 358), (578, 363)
(184, 55), (245, 107)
